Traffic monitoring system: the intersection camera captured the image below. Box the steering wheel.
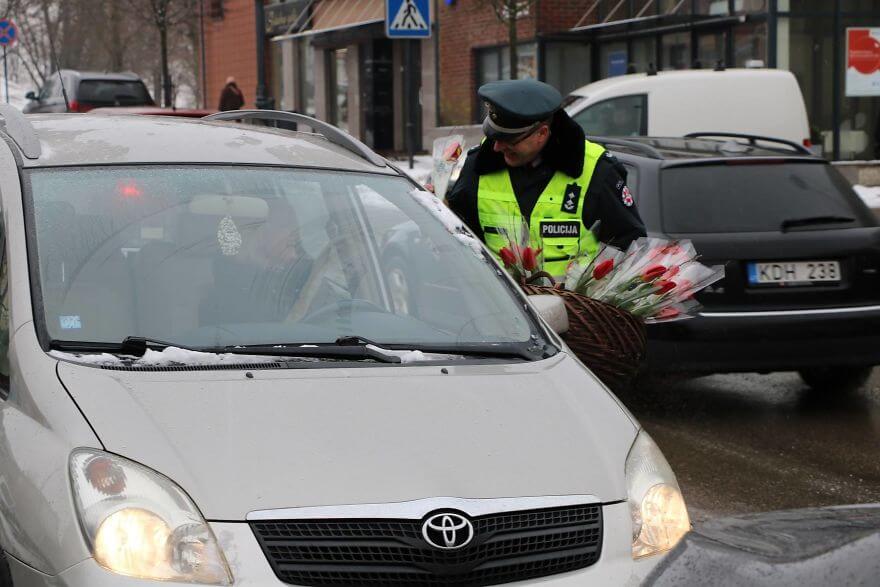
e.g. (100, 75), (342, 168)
(301, 298), (390, 324)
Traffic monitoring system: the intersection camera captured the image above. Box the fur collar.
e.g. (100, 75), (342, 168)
(473, 110), (586, 178)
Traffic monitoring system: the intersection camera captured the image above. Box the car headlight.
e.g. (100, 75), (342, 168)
(70, 449), (232, 584)
(625, 430), (690, 559)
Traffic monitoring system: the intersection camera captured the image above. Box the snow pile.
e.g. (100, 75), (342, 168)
(50, 347), (289, 368)
(3, 79), (33, 111)
(410, 188), (484, 257)
(854, 185), (880, 210)
(365, 345), (462, 363)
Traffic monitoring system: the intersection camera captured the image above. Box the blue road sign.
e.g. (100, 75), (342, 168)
(386, 0), (431, 39)
(0, 19), (17, 47)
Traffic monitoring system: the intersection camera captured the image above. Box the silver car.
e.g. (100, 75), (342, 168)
(0, 107), (689, 586)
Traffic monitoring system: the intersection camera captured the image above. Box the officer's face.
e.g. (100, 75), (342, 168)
(492, 125), (550, 167)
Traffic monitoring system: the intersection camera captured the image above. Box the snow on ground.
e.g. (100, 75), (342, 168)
(392, 154), (433, 186)
(2, 79), (32, 111)
(854, 184), (880, 210)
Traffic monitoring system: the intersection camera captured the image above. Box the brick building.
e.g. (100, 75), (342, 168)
(201, 1), (880, 161)
(203, 0), (260, 110)
(437, 0), (592, 127)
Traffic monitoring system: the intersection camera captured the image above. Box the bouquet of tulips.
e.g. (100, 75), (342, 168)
(495, 222), (549, 285)
(564, 237), (724, 323)
(496, 221), (724, 323)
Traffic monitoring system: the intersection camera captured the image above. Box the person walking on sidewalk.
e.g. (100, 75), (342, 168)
(218, 76), (245, 111)
(447, 79), (646, 278)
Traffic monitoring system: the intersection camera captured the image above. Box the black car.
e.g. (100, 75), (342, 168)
(23, 70), (155, 113)
(599, 134), (880, 391)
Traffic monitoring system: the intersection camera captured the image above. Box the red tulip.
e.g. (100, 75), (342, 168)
(641, 265), (667, 282)
(499, 247), (517, 268)
(522, 247), (541, 271)
(654, 279), (676, 294)
(592, 259), (614, 280)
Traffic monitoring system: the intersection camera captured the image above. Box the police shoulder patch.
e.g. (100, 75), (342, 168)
(621, 185), (634, 207)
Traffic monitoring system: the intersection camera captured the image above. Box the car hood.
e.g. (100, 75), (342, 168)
(57, 353), (637, 520)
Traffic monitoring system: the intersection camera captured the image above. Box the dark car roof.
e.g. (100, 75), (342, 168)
(593, 136), (818, 163)
(58, 69), (144, 82)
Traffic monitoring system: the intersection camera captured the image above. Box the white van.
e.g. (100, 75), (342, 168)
(565, 69), (811, 148)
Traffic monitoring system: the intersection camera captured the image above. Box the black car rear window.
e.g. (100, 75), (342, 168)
(78, 80), (154, 106)
(660, 162), (869, 233)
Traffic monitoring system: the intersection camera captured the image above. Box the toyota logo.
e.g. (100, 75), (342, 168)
(422, 512), (474, 550)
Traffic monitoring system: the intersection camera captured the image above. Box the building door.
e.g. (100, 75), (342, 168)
(362, 39), (394, 151)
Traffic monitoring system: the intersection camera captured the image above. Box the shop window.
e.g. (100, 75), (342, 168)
(695, 0), (731, 15)
(697, 31), (727, 69)
(475, 42), (538, 119)
(659, 0), (691, 15)
(571, 94), (647, 137)
(661, 32), (691, 70)
(630, 38), (657, 74)
(734, 21), (766, 67)
(545, 43), (591, 95)
(734, 0), (767, 12)
(475, 42), (537, 87)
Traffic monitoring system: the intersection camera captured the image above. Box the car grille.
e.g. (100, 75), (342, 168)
(250, 504), (603, 586)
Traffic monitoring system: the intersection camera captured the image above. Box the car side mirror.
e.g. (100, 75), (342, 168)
(528, 294), (569, 335)
(25, 91), (37, 101)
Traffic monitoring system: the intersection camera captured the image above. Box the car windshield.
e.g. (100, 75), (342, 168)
(78, 80), (154, 106)
(28, 166), (536, 351)
(660, 162), (871, 233)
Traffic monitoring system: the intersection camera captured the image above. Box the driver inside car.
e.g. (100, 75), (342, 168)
(200, 198), (313, 326)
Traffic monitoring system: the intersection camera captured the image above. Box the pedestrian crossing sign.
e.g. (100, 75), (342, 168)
(386, 0), (431, 38)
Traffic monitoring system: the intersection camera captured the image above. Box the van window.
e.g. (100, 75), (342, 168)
(77, 80), (154, 107)
(660, 163), (870, 233)
(572, 94), (647, 137)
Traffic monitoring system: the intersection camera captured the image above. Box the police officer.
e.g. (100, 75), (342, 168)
(447, 79), (646, 277)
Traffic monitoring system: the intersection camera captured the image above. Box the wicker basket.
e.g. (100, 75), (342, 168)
(522, 283), (647, 390)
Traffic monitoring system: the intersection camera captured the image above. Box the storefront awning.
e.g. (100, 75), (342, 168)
(270, 0), (385, 42)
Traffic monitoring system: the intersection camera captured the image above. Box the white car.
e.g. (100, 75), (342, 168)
(0, 106), (689, 586)
(565, 68), (811, 148)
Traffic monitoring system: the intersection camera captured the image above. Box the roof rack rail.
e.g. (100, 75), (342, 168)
(203, 110), (386, 168)
(589, 136), (663, 159)
(684, 132), (812, 155)
(0, 105), (41, 159)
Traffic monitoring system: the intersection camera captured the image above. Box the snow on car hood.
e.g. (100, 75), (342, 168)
(57, 353), (637, 520)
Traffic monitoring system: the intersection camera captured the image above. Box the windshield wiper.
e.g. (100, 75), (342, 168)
(780, 215), (855, 232)
(225, 336), (402, 364)
(226, 336), (551, 363)
(50, 336), (203, 357)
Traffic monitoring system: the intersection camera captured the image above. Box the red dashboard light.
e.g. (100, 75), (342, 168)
(118, 181), (143, 198)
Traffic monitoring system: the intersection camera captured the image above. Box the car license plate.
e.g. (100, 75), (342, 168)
(747, 260), (841, 285)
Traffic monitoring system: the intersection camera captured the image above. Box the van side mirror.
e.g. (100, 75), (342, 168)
(528, 294), (569, 335)
(25, 91), (37, 101)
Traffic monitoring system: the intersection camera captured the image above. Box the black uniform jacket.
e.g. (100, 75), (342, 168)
(447, 111), (647, 250)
